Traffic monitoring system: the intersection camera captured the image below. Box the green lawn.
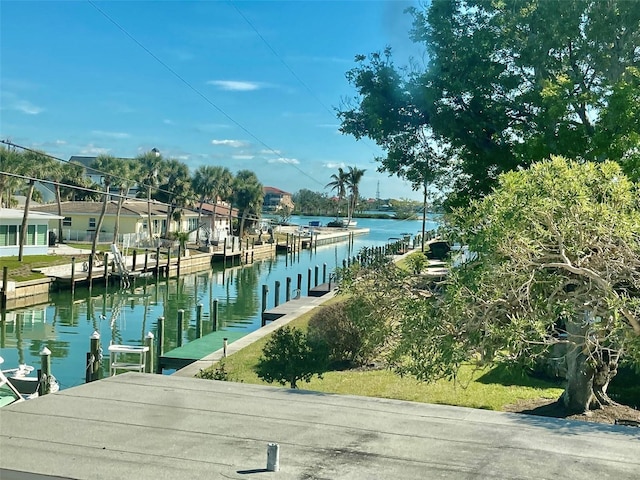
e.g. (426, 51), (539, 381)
(199, 296), (564, 412)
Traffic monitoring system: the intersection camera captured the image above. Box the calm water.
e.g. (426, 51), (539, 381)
(0, 215), (438, 390)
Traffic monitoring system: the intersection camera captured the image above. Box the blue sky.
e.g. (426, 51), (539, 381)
(1, 0), (425, 201)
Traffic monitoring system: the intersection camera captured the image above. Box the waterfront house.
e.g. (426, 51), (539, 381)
(0, 208), (63, 257)
(263, 186), (294, 213)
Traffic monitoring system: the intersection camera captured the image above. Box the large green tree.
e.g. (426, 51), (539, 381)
(232, 170), (263, 238)
(339, 0), (640, 206)
(192, 165), (233, 243)
(392, 158), (640, 413)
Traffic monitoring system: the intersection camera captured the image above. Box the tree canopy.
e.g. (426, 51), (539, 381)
(390, 157), (640, 413)
(339, 0), (640, 206)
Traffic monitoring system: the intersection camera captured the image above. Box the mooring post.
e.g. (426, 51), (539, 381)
(261, 284), (269, 326)
(286, 277), (292, 302)
(223, 338), (228, 358)
(132, 250), (137, 271)
(196, 303), (203, 338)
(39, 347), (52, 396)
(266, 443), (280, 472)
(89, 331), (101, 382)
(297, 273), (302, 293)
(155, 247), (161, 281)
(323, 263), (327, 284)
(144, 332), (154, 373)
(223, 238), (227, 268)
(1, 266), (8, 309)
(314, 265), (319, 287)
(70, 256), (76, 295)
(274, 280), (280, 307)
(103, 252), (110, 288)
(144, 249), (149, 272)
(212, 298), (219, 331)
(307, 268), (312, 295)
(176, 244), (181, 277)
(87, 253), (94, 291)
(166, 248), (171, 278)
(177, 309), (184, 347)
(156, 316), (165, 374)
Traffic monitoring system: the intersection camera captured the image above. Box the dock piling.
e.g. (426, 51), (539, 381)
(307, 268), (311, 295)
(212, 299), (219, 331)
(38, 347), (52, 396)
(144, 332), (154, 373)
(323, 263), (327, 283)
(196, 303), (203, 338)
(177, 309), (184, 347)
(223, 337), (228, 358)
(274, 281), (280, 307)
(156, 316), (165, 374)
(261, 285), (269, 326)
(286, 277), (291, 302)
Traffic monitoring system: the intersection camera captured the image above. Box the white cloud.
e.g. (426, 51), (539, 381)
(268, 157), (300, 165)
(14, 100), (43, 115)
(232, 154), (255, 160)
(259, 148), (281, 155)
(55, 139), (67, 145)
(324, 162), (346, 169)
(91, 130), (130, 139)
(211, 139), (248, 148)
(207, 80), (261, 91)
(80, 144), (110, 155)
(163, 119), (174, 125)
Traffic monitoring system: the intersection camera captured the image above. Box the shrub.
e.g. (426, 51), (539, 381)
(404, 252), (428, 274)
(256, 326), (328, 388)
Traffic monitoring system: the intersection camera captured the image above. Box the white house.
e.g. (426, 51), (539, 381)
(0, 208), (63, 257)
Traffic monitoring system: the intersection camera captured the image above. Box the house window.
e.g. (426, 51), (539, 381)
(26, 225), (36, 245)
(188, 218), (198, 231)
(0, 225), (18, 246)
(63, 217), (72, 227)
(37, 225), (47, 245)
(89, 218), (96, 229)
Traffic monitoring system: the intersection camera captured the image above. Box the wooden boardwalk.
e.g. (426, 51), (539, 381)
(159, 330), (247, 370)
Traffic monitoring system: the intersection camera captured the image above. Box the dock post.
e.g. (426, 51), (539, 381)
(223, 338), (228, 358)
(297, 273), (302, 293)
(251, 250), (254, 263)
(196, 303), (203, 338)
(261, 284), (269, 326)
(314, 265), (319, 287)
(245, 251), (249, 264)
(103, 253), (110, 288)
(177, 244), (182, 277)
(266, 443), (280, 472)
(70, 256), (76, 295)
(87, 253), (94, 291)
(156, 316), (165, 374)
(286, 277), (291, 302)
(166, 248), (171, 278)
(323, 263), (327, 283)
(87, 331), (101, 382)
(144, 332), (154, 373)
(274, 280), (280, 307)
(39, 347), (52, 396)
(212, 299), (219, 331)
(155, 247), (161, 281)
(132, 250), (137, 271)
(307, 268), (312, 295)
(177, 309), (184, 347)
(144, 249), (149, 272)
(1, 266), (7, 309)
(223, 238), (227, 268)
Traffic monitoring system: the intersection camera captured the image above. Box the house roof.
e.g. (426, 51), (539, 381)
(32, 200), (203, 218)
(263, 186), (291, 196)
(197, 202), (238, 218)
(0, 208), (64, 221)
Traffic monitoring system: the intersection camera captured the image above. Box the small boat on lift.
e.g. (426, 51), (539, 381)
(2, 363), (59, 399)
(0, 357), (24, 407)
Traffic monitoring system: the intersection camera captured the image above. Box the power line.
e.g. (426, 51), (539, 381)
(86, 0), (326, 188)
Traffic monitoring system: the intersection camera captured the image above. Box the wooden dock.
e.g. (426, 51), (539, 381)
(159, 330), (247, 370)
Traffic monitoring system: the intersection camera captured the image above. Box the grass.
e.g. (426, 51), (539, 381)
(199, 295), (564, 412)
(0, 254), (88, 282)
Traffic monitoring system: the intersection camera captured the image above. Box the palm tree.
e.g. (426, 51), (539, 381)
(135, 149), (162, 242)
(232, 170), (263, 238)
(110, 158), (139, 245)
(326, 167), (348, 220)
(18, 150), (53, 261)
(155, 158), (192, 238)
(0, 146), (22, 208)
(192, 165), (232, 244)
(47, 161), (83, 242)
(346, 166), (366, 224)
(90, 155), (121, 262)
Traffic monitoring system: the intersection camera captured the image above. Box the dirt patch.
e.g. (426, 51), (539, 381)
(503, 398), (640, 426)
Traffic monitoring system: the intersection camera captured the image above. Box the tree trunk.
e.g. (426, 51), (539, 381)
(18, 180), (35, 261)
(55, 184), (63, 241)
(90, 184), (110, 279)
(196, 196), (205, 244)
(113, 196), (124, 245)
(559, 316), (617, 413)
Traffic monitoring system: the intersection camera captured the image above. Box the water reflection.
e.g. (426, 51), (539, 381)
(0, 216), (439, 390)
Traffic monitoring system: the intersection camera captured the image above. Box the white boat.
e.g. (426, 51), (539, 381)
(2, 363), (59, 399)
(342, 219), (357, 227)
(0, 357), (24, 407)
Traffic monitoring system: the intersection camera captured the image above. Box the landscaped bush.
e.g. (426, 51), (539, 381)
(404, 251), (428, 273)
(307, 298), (391, 368)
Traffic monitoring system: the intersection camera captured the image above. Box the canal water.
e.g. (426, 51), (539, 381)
(0, 215), (438, 391)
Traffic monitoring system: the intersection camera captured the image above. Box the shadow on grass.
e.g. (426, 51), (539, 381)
(475, 364), (563, 389)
